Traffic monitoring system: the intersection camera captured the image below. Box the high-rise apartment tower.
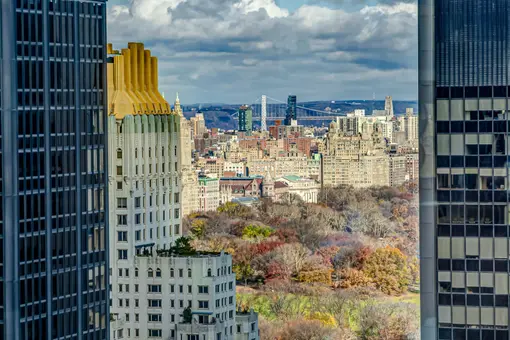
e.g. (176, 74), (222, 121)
(238, 105), (253, 135)
(420, 1), (510, 339)
(0, 1), (109, 339)
(284, 95), (297, 125)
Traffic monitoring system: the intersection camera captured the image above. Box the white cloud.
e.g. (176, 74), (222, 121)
(107, 0), (417, 103)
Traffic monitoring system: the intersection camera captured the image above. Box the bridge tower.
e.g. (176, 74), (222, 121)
(261, 95), (267, 131)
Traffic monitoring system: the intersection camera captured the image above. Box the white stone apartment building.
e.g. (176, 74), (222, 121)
(107, 42), (259, 340)
(198, 177), (221, 212)
(112, 251), (239, 340)
(177, 97), (200, 216)
(234, 309), (259, 340)
(388, 154), (408, 187)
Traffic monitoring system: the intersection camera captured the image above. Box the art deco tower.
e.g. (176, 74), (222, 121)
(0, 1), (109, 339)
(420, 0), (510, 339)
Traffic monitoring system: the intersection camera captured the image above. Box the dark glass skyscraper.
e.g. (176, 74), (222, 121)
(420, 0), (510, 339)
(0, 1), (109, 339)
(284, 95), (297, 125)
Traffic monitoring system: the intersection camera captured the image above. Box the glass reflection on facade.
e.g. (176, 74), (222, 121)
(420, 0), (510, 339)
(285, 95), (297, 125)
(0, 0), (109, 339)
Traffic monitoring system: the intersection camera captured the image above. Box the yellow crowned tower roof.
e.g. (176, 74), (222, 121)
(107, 42), (171, 119)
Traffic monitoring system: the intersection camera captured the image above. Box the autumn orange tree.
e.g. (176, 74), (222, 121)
(362, 246), (411, 295)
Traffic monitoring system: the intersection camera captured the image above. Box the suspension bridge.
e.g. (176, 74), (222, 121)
(231, 95), (344, 130)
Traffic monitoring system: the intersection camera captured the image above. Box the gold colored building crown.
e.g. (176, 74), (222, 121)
(107, 42), (171, 118)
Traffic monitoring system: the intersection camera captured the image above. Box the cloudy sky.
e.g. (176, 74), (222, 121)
(107, 0), (417, 104)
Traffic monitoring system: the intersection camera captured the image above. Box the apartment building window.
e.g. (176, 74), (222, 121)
(135, 299), (139, 307)
(188, 268), (192, 278)
(175, 161), (178, 171)
(118, 284), (123, 293)
(148, 268), (154, 277)
(125, 269), (129, 277)
(117, 215), (127, 225)
(170, 284), (175, 293)
(125, 313), (130, 322)
(188, 285), (192, 293)
(118, 250), (127, 260)
(117, 181), (123, 190)
(135, 165), (138, 175)
(125, 299), (130, 307)
(117, 197), (127, 209)
(148, 314), (162, 322)
(156, 268), (162, 277)
(135, 268), (139, 277)
(171, 314), (175, 322)
(150, 195), (153, 206)
(118, 299), (123, 307)
(174, 146), (177, 156)
(135, 329), (139, 337)
(174, 208), (180, 219)
(162, 163), (165, 172)
(135, 197), (141, 208)
(170, 268), (174, 278)
(198, 301), (209, 309)
(229, 296), (233, 305)
(135, 230), (141, 241)
(117, 149), (122, 159)
(149, 148), (152, 158)
(118, 269), (123, 277)
(229, 282), (233, 290)
(135, 314), (139, 322)
(179, 300), (183, 308)
(126, 284), (130, 293)
(135, 284), (139, 293)
(174, 224), (180, 235)
(198, 286), (209, 294)
(135, 214), (141, 225)
(170, 299), (175, 308)
(117, 166), (123, 175)
(251, 323), (255, 331)
(179, 285), (183, 293)
(179, 269), (183, 278)
(148, 300), (162, 308)
(187, 335), (199, 340)
(150, 212), (153, 223)
(148, 285), (162, 293)
(117, 231), (127, 242)
(148, 329), (162, 337)
(229, 310), (233, 319)
(149, 164), (152, 174)
(174, 193), (180, 204)
(237, 325), (241, 333)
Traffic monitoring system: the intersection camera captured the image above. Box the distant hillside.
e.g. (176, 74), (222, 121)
(182, 100), (418, 130)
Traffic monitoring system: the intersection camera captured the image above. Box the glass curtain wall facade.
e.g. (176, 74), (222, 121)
(284, 95), (297, 125)
(0, 0), (109, 339)
(420, 0), (510, 339)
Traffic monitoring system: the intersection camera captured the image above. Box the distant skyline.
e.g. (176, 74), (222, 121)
(107, 0), (417, 104)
